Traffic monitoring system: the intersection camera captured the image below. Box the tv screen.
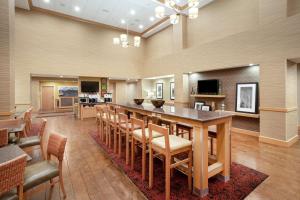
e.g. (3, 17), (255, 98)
(197, 79), (219, 94)
(81, 81), (99, 93)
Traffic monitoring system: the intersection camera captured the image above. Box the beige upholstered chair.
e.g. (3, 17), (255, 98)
(131, 117), (163, 180)
(148, 123), (193, 200)
(18, 118), (47, 159)
(0, 155), (27, 200)
(107, 109), (118, 149)
(117, 113), (130, 163)
(23, 133), (67, 198)
(0, 129), (8, 147)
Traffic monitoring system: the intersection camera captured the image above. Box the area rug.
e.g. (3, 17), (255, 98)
(89, 131), (268, 200)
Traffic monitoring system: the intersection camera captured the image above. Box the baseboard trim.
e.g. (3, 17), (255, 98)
(259, 135), (299, 147)
(231, 127), (260, 137)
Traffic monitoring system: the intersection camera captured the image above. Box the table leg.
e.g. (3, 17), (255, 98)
(193, 126), (209, 197)
(216, 121), (231, 181)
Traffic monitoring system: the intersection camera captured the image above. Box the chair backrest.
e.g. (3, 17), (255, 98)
(0, 129), (8, 147)
(131, 117), (146, 140)
(47, 133), (67, 161)
(24, 111), (32, 133)
(108, 109), (117, 123)
(0, 155), (27, 195)
(148, 123), (170, 152)
(118, 113), (129, 130)
(0, 119), (22, 129)
(116, 107), (126, 114)
(39, 118), (47, 138)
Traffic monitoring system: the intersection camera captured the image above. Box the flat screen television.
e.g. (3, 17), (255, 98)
(197, 79), (219, 94)
(81, 81), (99, 93)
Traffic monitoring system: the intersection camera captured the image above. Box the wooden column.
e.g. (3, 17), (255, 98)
(174, 73), (189, 107)
(172, 15), (187, 52)
(0, 0), (15, 117)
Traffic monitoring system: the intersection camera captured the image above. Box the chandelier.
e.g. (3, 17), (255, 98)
(155, 0), (200, 25)
(113, 23), (141, 48)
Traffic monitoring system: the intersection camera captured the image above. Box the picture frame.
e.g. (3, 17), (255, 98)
(156, 83), (163, 99)
(235, 82), (259, 114)
(201, 105), (211, 111)
(170, 82), (175, 100)
(194, 101), (205, 110)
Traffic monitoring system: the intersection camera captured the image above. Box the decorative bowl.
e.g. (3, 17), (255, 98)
(151, 99), (165, 108)
(134, 98), (144, 105)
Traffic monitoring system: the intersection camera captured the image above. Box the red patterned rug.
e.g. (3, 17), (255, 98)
(89, 131), (268, 200)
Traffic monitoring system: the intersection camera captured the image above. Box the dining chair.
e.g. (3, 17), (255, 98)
(131, 117), (163, 180)
(23, 111), (31, 136)
(148, 123), (193, 200)
(176, 123), (193, 140)
(117, 113), (131, 163)
(18, 118), (47, 159)
(98, 106), (108, 142)
(0, 119), (24, 143)
(0, 154), (27, 200)
(95, 105), (102, 136)
(23, 133), (67, 198)
(0, 129), (8, 147)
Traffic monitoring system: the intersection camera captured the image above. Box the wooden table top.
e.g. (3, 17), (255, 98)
(0, 145), (32, 164)
(116, 103), (233, 123)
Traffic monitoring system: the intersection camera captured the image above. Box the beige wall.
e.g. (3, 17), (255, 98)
(15, 9), (144, 105)
(142, 77), (174, 102)
(287, 0), (300, 17)
(110, 81), (138, 104)
(298, 64), (300, 125)
(0, 0), (15, 114)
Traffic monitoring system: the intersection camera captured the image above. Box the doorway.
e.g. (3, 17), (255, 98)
(41, 86), (55, 111)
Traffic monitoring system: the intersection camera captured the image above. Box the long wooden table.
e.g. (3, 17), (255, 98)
(116, 103), (232, 197)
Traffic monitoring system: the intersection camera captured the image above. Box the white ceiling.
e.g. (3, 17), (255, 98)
(16, 0), (213, 34)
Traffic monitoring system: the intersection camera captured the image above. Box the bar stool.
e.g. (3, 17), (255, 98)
(158, 118), (176, 135)
(176, 123), (193, 140)
(117, 113), (131, 164)
(148, 123), (193, 200)
(99, 106), (109, 143)
(131, 117), (163, 180)
(107, 109), (118, 149)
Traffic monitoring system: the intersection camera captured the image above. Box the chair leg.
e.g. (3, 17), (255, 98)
(131, 138), (135, 170)
(126, 131), (130, 165)
(210, 138), (214, 155)
(165, 156), (171, 200)
(17, 185), (23, 200)
(114, 127), (117, 153)
(188, 149), (192, 191)
(149, 146), (153, 189)
(109, 126), (112, 148)
(142, 142), (146, 181)
(118, 132), (122, 157)
(59, 175), (67, 198)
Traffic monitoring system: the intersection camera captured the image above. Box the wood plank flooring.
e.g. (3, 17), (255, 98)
(25, 115), (300, 200)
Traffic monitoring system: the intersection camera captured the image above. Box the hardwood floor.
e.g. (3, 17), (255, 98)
(25, 115), (300, 200)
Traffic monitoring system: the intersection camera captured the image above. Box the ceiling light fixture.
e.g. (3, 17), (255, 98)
(121, 19), (126, 24)
(149, 16), (155, 21)
(154, 0), (200, 24)
(43, 0), (50, 3)
(113, 15), (141, 48)
(130, 9), (136, 15)
(74, 6), (80, 12)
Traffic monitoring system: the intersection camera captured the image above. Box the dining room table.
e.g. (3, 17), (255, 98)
(0, 144), (32, 164)
(114, 102), (233, 197)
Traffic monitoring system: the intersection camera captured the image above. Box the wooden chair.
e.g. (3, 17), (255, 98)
(117, 113), (131, 164)
(95, 105), (103, 136)
(131, 117), (163, 180)
(0, 155), (27, 200)
(23, 133), (67, 198)
(18, 118), (47, 159)
(0, 119), (24, 143)
(98, 106), (108, 142)
(148, 123), (193, 200)
(176, 123), (193, 140)
(0, 129), (8, 147)
(107, 109), (118, 149)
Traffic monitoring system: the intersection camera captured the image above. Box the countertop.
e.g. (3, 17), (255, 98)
(115, 103), (233, 123)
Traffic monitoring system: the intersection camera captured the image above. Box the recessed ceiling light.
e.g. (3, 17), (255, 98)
(139, 25), (144, 29)
(149, 16), (155, 21)
(74, 6), (80, 12)
(130, 9), (136, 15)
(44, 0), (50, 3)
(121, 19), (126, 24)
(59, 75), (64, 78)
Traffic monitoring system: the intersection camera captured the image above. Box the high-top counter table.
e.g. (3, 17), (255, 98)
(116, 103), (233, 197)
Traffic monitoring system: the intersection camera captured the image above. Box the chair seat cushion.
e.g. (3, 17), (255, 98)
(152, 135), (192, 151)
(133, 128), (163, 140)
(18, 136), (40, 148)
(24, 160), (59, 192)
(119, 123), (140, 131)
(0, 191), (18, 200)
